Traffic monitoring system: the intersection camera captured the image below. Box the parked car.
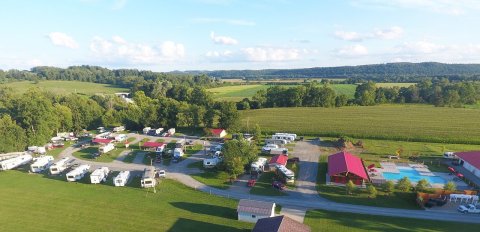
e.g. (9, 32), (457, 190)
(262, 144), (279, 153)
(247, 179), (256, 187)
(458, 204), (480, 214)
(272, 181), (286, 190)
(157, 170), (166, 178)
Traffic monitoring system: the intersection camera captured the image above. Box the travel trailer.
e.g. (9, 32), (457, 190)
(275, 165), (295, 183)
(114, 134), (127, 142)
(49, 157), (72, 175)
(141, 168), (157, 188)
(99, 143), (115, 154)
(66, 164), (90, 182)
(203, 157), (222, 168)
(251, 157), (268, 173)
(113, 171), (130, 187)
(30, 155), (54, 173)
(90, 167), (110, 184)
(264, 139), (287, 146)
(113, 126), (125, 132)
(0, 154), (33, 171)
(143, 127), (151, 134)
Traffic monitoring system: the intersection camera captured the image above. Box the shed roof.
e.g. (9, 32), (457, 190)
(211, 128), (226, 135)
(252, 215), (311, 232)
(328, 151), (368, 180)
(455, 151), (480, 170)
(92, 138), (113, 144)
(142, 141), (165, 148)
(237, 199), (275, 215)
(269, 155), (288, 166)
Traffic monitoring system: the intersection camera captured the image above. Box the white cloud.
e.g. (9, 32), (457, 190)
(206, 50), (233, 57)
(210, 32), (238, 45)
(350, 0), (480, 15)
(241, 47), (302, 62)
(336, 44), (369, 57)
(89, 36), (185, 64)
(396, 41), (445, 54)
(334, 26), (404, 41)
(48, 32), (79, 49)
(192, 18), (256, 26)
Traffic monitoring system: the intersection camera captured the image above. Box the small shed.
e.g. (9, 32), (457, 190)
(252, 215), (311, 232)
(210, 128), (227, 138)
(328, 151), (368, 185)
(237, 199), (275, 223)
(455, 151), (480, 178)
(268, 155), (288, 170)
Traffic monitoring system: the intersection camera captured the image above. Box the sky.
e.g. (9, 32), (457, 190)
(1, 0), (480, 71)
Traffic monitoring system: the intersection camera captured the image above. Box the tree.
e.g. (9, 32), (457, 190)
(383, 180), (395, 195)
(367, 184), (377, 198)
(253, 124), (262, 141)
(54, 103), (73, 132)
(354, 81), (377, 106)
(0, 115), (27, 152)
(221, 139), (258, 180)
(335, 94), (349, 107)
(202, 108), (216, 128)
(416, 179), (429, 192)
(396, 177), (412, 192)
(444, 181), (456, 191)
(345, 180), (356, 194)
(217, 102), (240, 131)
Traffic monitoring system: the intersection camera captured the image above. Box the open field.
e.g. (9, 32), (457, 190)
(3, 81), (128, 96)
(240, 105), (480, 144)
(376, 82), (416, 88)
(304, 209), (478, 232)
(0, 171), (250, 232)
(189, 163), (232, 190)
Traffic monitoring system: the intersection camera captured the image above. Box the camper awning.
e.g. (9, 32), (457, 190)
(142, 142), (165, 148)
(92, 138), (113, 144)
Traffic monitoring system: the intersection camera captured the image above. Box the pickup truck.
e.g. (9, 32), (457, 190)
(458, 204), (480, 214)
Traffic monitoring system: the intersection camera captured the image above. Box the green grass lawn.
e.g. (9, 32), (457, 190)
(250, 172), (287, 196)
(0, 171), (251, 232)
(304, 209), (478, 232)
(190, 166), (232, 190)
(72, 145), (125, 163)
(47, 141), (73, 157)
(185, 144), (204, 156)
(241, 105), (480, 144)
(4, 80), (128, 96)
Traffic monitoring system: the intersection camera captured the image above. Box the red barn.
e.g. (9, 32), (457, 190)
(328, 151), (369, 185)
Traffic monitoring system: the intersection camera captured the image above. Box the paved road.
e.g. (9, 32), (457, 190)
(55, 134), (480, 224)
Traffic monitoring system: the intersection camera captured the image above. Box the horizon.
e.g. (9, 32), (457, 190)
(2, 1), (480, 71)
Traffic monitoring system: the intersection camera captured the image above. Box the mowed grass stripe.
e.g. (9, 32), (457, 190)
(240, 105), (480, 144)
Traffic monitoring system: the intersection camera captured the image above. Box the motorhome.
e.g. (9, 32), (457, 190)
(30, 155), (54, 173)
(0, 154), (33, 171)
(270, 148), (288, 155)
(114, 171), (130, 187)
(275, 165), (295, 183)
(264, 139), (287, 146)
(251, 157), (268, 173)
(143, 127), (151, 134)
(141, 168), (157, 188)
(203, 157), (222, 168)
(99, 143), (115, 154)
(90, 167), (110, 184)
(271, 134), (295, 143)
(49, 157), (71, 175)
(66, 164), (90, 182)
(113, 126), (125, 132)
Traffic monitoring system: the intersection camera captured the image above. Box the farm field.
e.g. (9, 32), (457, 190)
(3, 81), (128, 96)
(0, 171), (251, 232)
(240, 105), (480, 144)
(376, 82), (415, 88)
(304, 209), (478, 232)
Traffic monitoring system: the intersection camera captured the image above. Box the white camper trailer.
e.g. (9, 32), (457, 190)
(251, 157), (268, 173)
(49, 157), (71, 175)
(66, 164), (90, 182)
(264, 139), (287, 146)
(90, 167), (110, 184)
(167, 128), (175, 136)
(203, 157), (222, 168)
(271, 134), (295, 143)
(0, 154), (33, 171)
(173, 148), (184, 159)
(30, 155), (54, 173)
(114, 171), (130, 187)
(113, 126), (125, 132)
(274, 133), (297, 139)
(275, 164), (295, 183)
(99, 143), (115, 154)
(28, 146), (47, 155)
(143, 127), (152, 134)
(141, 168), (157, 188)
(114, 134), (127, 142)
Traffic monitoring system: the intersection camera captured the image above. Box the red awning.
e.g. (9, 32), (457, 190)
(92, 138), (114, 144)
(142, 141), (165, 148)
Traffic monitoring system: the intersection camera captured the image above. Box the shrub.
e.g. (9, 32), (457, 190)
(396, 177), (412, 192)
(345, 180), (356, 195)
(444, 181), (456, 191)
(367, 184), (377, 198)
(383, 180), (395, 194)
(416, 179), (430, 192)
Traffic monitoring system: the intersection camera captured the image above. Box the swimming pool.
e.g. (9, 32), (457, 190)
(382, 167), (447, 184)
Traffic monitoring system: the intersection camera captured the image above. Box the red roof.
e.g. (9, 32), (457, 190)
(455, 151), (480, 170)
(269, 155), (288, 166)
(328, 151), (368, 180)
(142, 141), (165, 148)
(211, 128), (226, 135)
(92, 138), (114, 144)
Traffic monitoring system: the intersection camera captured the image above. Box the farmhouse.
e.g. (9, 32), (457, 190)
(328, 151), (369, 185)
(455, 151), (480, 178)
(210, 128), (227, 138)
(237, 199), (275, 223)
(268, 155), (288, 170)
(252, 215), (311, 232)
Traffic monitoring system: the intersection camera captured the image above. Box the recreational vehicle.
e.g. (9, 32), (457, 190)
(114, 171), (130, 187)
(114, 134), (127, 142)
(167, 128), (175, 136)
(30, 155), (54, 173)
(28, 146), (47, 155)
(264, 139), (287, 146)
(49, 157), (71, 175)
(90, 167), (110, 184)
(143, 127), (151, 134)
(203, 157), (222, 168)
(173, 148), (184, 159)
(444, 152), (457, 159)
(113, 126), (125, 132)
(271, 134), (295, 142)
(0, 154), (33, 171)
(99, 143), (115, 154)
(262, 144), (279, 153)
(141, 168), (157, 188)
(251, 157), (268, 173)
(275, 165), (295, 183)
(66, 164), (90, 182)
(148, 128), (163, 136)
(274, 133), (297, 139)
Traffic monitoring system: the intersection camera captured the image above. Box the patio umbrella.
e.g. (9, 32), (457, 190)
(448, 167), (456, 173)
(367, 164), (375, 169)
(456, 173), (464, 178)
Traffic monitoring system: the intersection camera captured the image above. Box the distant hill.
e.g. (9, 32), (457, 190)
(180, 62), (480, 80)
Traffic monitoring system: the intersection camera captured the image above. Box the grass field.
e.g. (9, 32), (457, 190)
(376, 83), (415, 88)
(240, 105), (480, 144)
(188, 161), (232, 190)
(4, 81), (128, 96)
(0, 171), (251, 231)
(304, 209), (478, 232)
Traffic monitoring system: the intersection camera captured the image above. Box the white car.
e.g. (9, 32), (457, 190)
(262, 144), (279, 152)
(157, 170), (166, 178)
(458, 204), (480, 214)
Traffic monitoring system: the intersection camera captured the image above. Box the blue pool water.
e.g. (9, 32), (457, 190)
(382, 167), (447, 184)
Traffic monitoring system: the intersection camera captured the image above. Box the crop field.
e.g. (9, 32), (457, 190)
(3, 81), (128, 96)
(376, 82), (415, 88)
(0, 171), (251, 232)
(240, 105), (480, 144)
(207, 84), (357, 101)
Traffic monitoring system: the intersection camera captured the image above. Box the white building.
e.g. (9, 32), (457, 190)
(237, 199), (276, 223)
(456, 151), (480, 178)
